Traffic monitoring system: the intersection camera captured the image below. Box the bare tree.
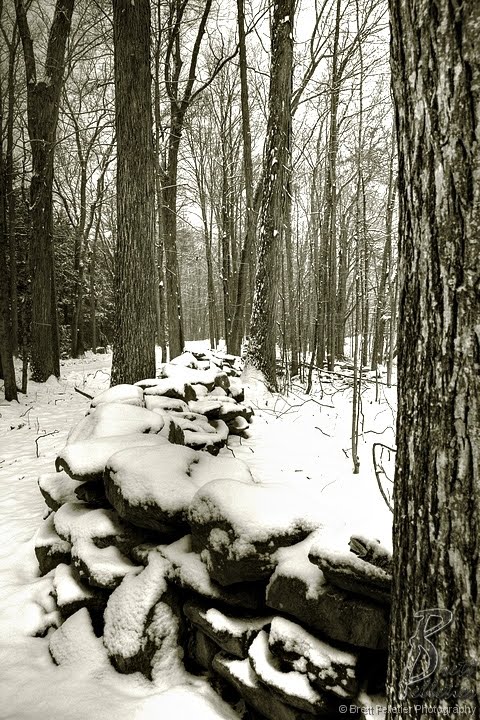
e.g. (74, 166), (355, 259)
(14, 0), (74, 381)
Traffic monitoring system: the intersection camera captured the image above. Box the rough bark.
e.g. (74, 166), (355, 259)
(244, 0), (294, 389)
(111, 0), (156, 385)
(15, 0), (74, 382)
(387, 2), (480, 717)
(0, 40), (18, 400)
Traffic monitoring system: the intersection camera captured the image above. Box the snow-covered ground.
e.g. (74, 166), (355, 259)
(0, 348), (395, 719)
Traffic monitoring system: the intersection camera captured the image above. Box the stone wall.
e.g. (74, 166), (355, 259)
(35, 350), (391, 719)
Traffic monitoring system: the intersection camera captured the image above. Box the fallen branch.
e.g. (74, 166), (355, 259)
(74, 386), (95, 400)
(35, 430), (59, 458)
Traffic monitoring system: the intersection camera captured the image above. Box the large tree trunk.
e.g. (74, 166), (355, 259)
(15, 0), (74, 382)
(111, 0), (157, 385)
(244, 0), (294, 389)
(387, 2), (480, 716)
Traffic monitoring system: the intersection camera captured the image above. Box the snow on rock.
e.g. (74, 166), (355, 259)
(161, 364), (230, 392)
(308, 537), (391, 605)
(160, 536), (266, 611)
(212, 652), (316, 720)
(53, 502), (146, 555)
(103, 551), (170, 674)
(56, 433), (170, 481)
(268, 616), (358, 699)
(104, 445), (253, 533)
(53, 562), (108, 620)
(49, 607), (110, 669)
(144, 395), (189, 413)
(90, 384), (144, 408)
(188, 479), (324, 586)
(71, 538), (142, 590)
(169, 351), (199, 369)
(34, 512), (72, 575)
(139, 378), (197, 402)
(248, 630), (337, 714)
(66, 403), (165, 445)
(38, 471), (82, 511)
(147, 599), (185, 687)
(183, 419), (230, 454)
(266, 531), (389, 650)
(184, 598), (272, 658)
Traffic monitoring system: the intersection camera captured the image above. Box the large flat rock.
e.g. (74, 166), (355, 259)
(308, 539), (391, 605)
(104, 446), (253, 533)
(66, 403), (165, 445)
(56, 433), (170, 481)
(212, 653), (318, 720)
(160, 536), (267, 611)
(266, 533), (389, 650)
(189, 479), (323, 586)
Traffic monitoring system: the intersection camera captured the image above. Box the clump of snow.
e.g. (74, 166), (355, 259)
(49, 607), (110, 669)
(148, 601), (185, 687)
(90, 384), (144, 408)
(57, 433), (170, 480)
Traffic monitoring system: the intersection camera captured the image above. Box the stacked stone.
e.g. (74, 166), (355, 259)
(35, 351), (391, 719)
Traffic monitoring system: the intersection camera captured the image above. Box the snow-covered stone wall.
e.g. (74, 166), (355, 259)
(34, 350), (391, 719)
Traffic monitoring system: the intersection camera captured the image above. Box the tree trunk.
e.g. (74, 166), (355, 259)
(162, 109), (185, 360)
(230, 0), (256, 356)
(15, 0), (74, 382)
(244, 0), (294, 389)
(0, 55), (18, 400)
(387, 2), (480, 716)
(111, 0), (156, 385)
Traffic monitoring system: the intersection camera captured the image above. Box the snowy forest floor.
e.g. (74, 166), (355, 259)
(0, 345), (395, 720)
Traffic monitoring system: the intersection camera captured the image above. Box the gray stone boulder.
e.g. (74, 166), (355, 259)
(90, 384), (144, 408)
(212, 653), (319, 720)
(189, 479), (323, 586)
(38, 471), (82, 511)
(139, 378), (197, 402)
(52, 562), (109, 621)
(104, 446), (252, 533)
(160, 536), (267, 612)
(308, 538), (391, 605)
(66, 403), (166, 445)
(268, 616), (359, 699)
(56, 433), (170, 482)
(249, 630), (339, 715)
(266, 533), (389, 650)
